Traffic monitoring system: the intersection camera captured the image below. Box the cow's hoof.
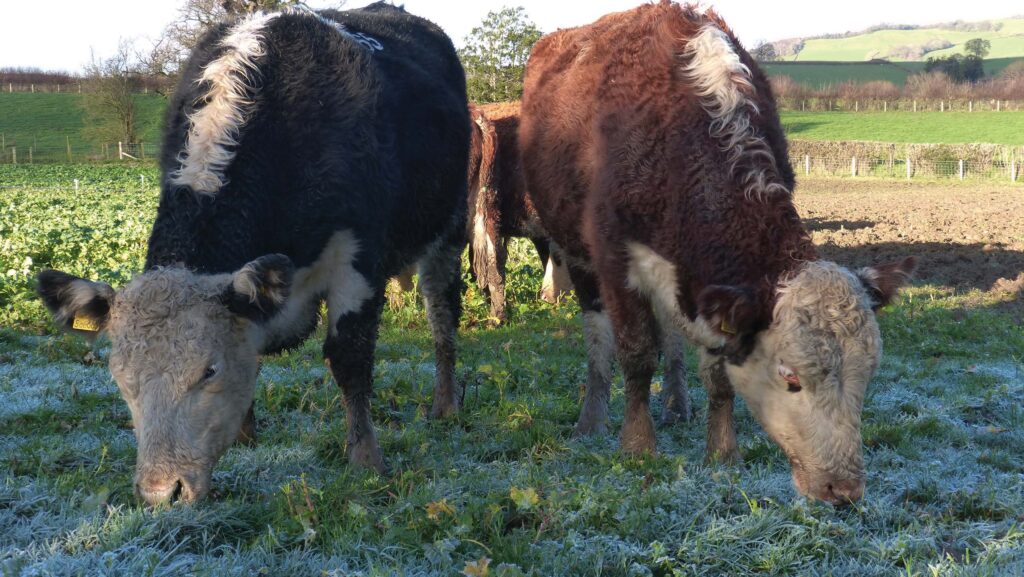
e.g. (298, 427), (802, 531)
(348, 440), (387, 475)
(572, 419), (609, 438)
(658, 403), (693, 427)
(704, 447), (743, 466)
(429, 397), (459, 420)
(620, 414), (657, 455)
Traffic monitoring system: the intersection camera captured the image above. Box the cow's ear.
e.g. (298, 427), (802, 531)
(698, 284), (761, 338)
(222, 254), (294, 322)
(37, 270), (114, 339)
(857, 257), (917, 310)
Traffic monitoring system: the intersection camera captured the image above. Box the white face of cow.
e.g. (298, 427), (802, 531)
(717, 259), (914, 504)
(37, 256), (293, 505)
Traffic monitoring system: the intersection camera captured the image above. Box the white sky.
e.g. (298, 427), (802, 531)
(2, 0), (1020, 72)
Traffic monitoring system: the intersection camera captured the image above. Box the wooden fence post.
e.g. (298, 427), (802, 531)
(118, 141), (123, 160)
(28, 148), (32, 164)
(959, 159), (964, 180)
(906, 157), (911, 179)
(913, 100), (917, 112)
(11, 147), (15, 165)
(1011, 160), (1017, 182)
(969, 100), (973, 112)
(804, 155), (810, 176)
(74, 179), (79, 193)
(851, 157), (857, 177)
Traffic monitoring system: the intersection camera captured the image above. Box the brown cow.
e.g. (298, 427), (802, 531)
(519, 2), (914, 504)
(466, 102), (571, 323)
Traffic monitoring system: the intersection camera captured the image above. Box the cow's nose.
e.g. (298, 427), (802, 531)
(136, 478), (183, 506)
(825, 479), (864, 506)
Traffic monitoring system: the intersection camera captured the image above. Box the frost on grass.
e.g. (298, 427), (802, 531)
(3, 280), (1024, 575)
(0, 363), (114, 418)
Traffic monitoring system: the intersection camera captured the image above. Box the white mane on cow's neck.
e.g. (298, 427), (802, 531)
(681, 24), (789, 201)
(170, 11), (279, 195)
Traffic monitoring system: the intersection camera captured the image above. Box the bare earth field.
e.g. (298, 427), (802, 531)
(797, 179), (1024, 316)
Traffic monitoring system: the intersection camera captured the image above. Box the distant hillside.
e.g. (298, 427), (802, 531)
(763, 57), (1021, 87)
(771, 17), (1024, 61)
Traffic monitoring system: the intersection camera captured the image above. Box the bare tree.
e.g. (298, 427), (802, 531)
(81, 40), (143, 146)
(751, 40), (778, 62)
(142, 0), (331, 92)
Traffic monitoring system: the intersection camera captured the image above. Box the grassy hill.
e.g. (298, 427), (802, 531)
(1, 92), (1021, 170)
(0, 93), (165, 163)
(763, 57), (1021, 87)
(781, 17), (1024, 61)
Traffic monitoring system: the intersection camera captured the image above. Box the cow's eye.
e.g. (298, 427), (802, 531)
(203, 366), (218, 380)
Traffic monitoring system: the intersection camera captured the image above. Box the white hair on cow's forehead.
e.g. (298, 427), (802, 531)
(681, 24), (789, 201)
(170, 11), (279, 195)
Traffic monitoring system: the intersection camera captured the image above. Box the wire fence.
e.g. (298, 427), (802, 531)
(791, 153), (1021, 181)
(0, 141), (158, 164)
(777, 98), (1024, 112)
(2, 141), (1022, 184)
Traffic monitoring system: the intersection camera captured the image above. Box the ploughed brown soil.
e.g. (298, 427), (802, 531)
(795, 179), (1024, 312)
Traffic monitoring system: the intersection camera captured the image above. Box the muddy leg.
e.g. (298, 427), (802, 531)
(569, 266), (614, 437)
(603, 283), (659, 455)
(658, 326), (692, 426)
(701, 350), (741, 464)
(324, 286), (387, 474)
(419, 237), (464, 419)
(235, 402), (257, 446)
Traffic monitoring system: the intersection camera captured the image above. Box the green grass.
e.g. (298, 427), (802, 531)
(0, 93), (165, 163)
(781, 18), (1024, 62)
(780, 110), (1024, 145)
(765, 58), (1022, 87)
(2, 169), (1024, 574)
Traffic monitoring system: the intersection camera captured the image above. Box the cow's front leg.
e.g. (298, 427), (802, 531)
(700, 350), (741, 464)
(603, 283), (659, 455)
(419, 237), (464, 419)
(658, 326), (692, 426)
(325, 276), (387, 474)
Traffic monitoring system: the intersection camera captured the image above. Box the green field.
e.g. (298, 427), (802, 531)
(764, 58), (1022, 87)
(0, 93), (165, 163)
(2, 167), (1024, 575)
(780, 110), (1024, 145)
(783, 18), (1024, 61)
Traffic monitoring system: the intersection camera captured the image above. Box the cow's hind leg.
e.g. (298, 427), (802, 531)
(571, 265), (614, 437)
(658, 327), (692, 426)
(419, 237), (463, 419)
(701, 350), (741, 464)
(324, 266), (387, 473)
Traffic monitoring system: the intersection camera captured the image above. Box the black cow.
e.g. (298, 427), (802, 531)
(37, 3), (469, 505)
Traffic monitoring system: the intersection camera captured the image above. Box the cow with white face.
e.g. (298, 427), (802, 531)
(519, 2), (915, 504)
(38, 3), (469, 505)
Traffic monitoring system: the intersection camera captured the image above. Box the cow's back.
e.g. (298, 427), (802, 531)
(152, 3), (469, 275)
(521, 2), (809, 312)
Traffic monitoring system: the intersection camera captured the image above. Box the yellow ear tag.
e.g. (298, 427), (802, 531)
(72, 315), (100, 332)
(720, 319), (736, 335)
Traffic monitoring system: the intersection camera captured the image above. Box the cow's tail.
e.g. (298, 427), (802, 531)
(170, 12), (279, 195)
(680, 14), (789, 200)
(470, 112), (501, 291)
